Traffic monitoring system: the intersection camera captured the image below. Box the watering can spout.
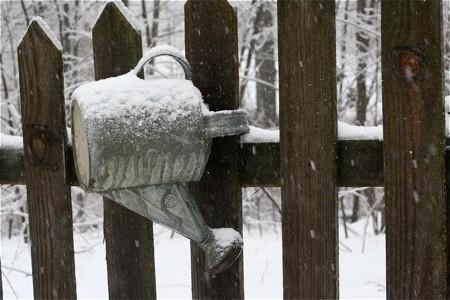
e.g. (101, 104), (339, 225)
(204, 109), (249, 138)
(100, 183), (242, 274)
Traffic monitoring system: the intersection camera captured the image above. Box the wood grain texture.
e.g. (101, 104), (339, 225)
(2, 138), (386, 188)
(278, 1), (338, 299)
(336, 140), (384, 186)
(185, 0), (244, 299)
(240, 140), (384, 187)
(240, 143), (281, 187)
(446, 150), (450, 298)
(18, 19), (76, 299)
(381, 0), (447, 298)
(12, 139), (450, 189)
(92, 3), (156, 299)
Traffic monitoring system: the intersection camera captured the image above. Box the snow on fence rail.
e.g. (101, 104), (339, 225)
(0, 1), (449, 299)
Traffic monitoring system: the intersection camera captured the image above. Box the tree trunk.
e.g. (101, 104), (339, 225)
(141, 0), (160, 75)
(150, 0), (160, 48)
(254, 2), (277, 128)
(356, 0), (370, 126)
(337, 0), (350, 114)
(352, 0), (373, 223)
(141, 0), (151, 47)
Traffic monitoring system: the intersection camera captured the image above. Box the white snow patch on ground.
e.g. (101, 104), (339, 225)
(1, 221), (385, 299)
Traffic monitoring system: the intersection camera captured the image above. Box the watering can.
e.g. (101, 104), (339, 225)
(71, 45), (248, 274)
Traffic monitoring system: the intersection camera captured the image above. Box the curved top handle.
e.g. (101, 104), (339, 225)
(132, 45), (192, 80)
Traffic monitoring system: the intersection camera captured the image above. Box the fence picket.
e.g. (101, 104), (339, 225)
(185, 0), (244, 298)
(381, 1), (447, 298)
(278, 1), (339, 298)
(18, 18), (77, 299)
(92, 3), (157, 299)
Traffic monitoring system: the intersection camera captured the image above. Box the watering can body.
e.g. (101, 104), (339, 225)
(72, 76), (210, 191)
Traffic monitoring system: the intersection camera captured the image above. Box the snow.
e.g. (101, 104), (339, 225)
(0, 130), (71, 149)
(18, 17), (63, 51)
(241, 121), (383, 143)
(2, 96), (449, 150)
(71, 72), (207, 122)
(1, 222), (386, 299)
(211, 228), (243, 248)
(241, 126), (279, 143)
(338, 121), (383, 140)
(0, 134), (23, 150)
(66, 127), (72, 146)
(242, 96), (450, 143)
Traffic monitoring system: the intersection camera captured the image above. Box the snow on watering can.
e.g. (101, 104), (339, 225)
(71, 45), (249, 274)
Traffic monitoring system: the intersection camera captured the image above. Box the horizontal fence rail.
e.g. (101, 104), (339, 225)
(5, 140), (450, 188)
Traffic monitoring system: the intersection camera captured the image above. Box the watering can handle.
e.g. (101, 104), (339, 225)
(132, 46), (249, 138)
(132, 46), (192, 80)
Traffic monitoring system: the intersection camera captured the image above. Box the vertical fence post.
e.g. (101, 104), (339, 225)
(0, 259), (3, 299)
(447, 151), (450, 296)
(278, 1), (338, 299)
(18, 18), (77, 299)
(381, 1), (447, 298)
(92, 3), (157, 299)
(185, 0), (244, 299)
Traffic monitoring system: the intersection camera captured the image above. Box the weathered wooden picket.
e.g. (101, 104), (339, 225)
(0, 0), (448, 299)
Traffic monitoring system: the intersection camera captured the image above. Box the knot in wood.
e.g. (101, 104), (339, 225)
(398, 50), (422, 82)
(28, 125), (60, 170)
(30, 136), (47, 161)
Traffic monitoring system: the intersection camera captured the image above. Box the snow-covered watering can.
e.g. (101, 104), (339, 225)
(70, 45), (249, 274)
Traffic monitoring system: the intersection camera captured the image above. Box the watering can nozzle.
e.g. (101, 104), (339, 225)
(201, 228), (243, 274)
(101, 183), (243, 274)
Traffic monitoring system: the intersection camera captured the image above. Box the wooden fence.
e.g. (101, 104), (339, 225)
(0, 0), (448, 299)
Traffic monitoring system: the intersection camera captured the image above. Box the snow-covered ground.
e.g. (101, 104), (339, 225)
(1, 220), (385, 299)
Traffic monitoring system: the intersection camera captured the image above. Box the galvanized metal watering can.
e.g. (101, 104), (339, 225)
(71, 46), (249, 274)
